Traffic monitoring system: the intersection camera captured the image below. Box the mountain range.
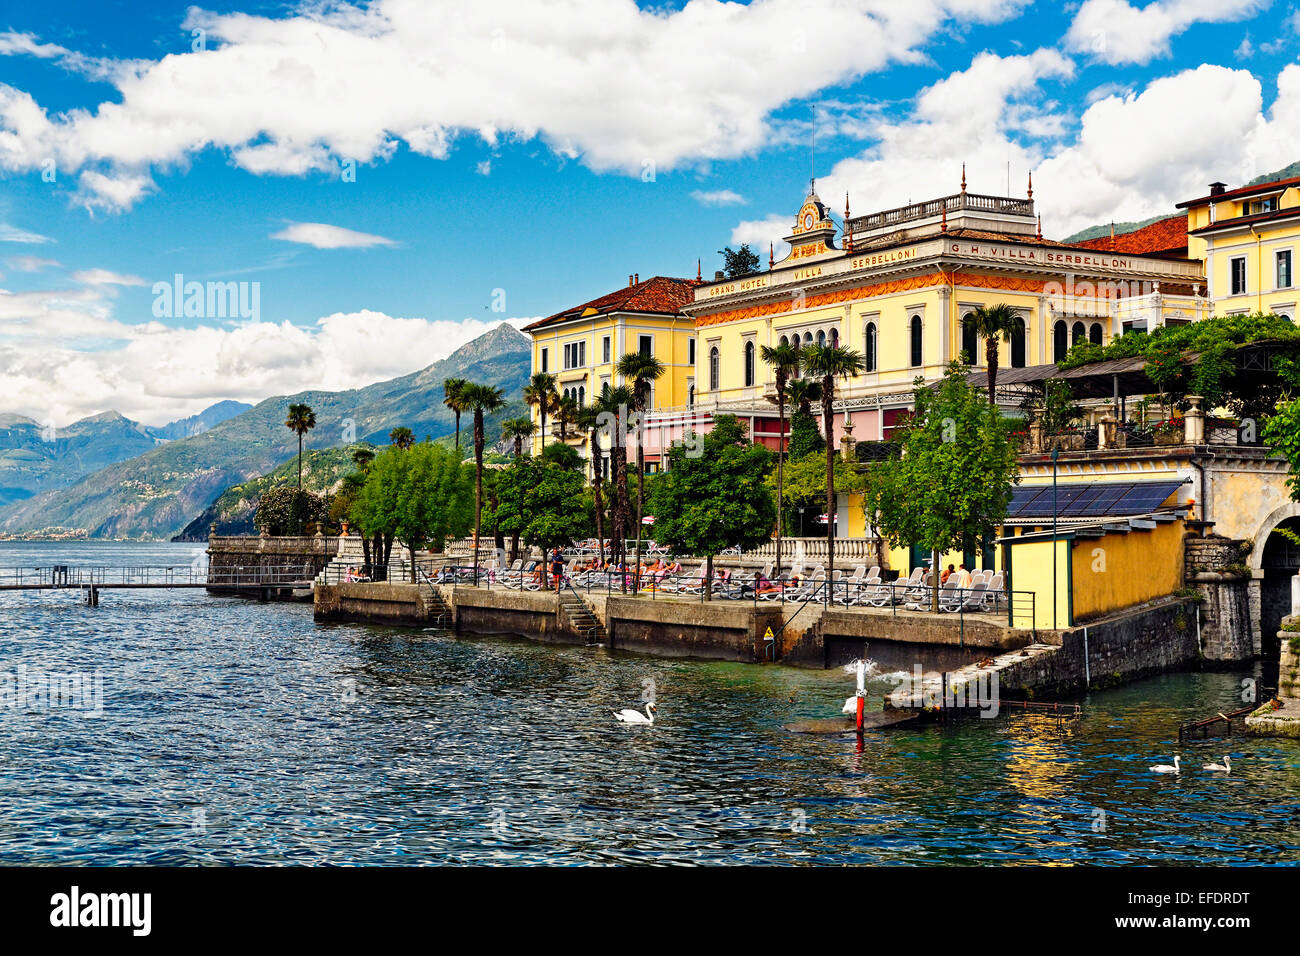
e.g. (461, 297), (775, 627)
(0, 401), (252, 508)
(0, 322), (531, 540)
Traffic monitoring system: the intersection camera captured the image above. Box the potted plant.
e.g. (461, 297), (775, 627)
(1153, 418), (1185, 445)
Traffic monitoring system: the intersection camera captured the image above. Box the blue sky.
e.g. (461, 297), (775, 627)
(0, 0), (1297, 425)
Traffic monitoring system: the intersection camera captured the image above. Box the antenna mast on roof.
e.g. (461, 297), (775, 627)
(810, 105), (816, 193)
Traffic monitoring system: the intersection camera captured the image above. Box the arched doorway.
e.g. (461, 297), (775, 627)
(1260, 515), (1300, 661)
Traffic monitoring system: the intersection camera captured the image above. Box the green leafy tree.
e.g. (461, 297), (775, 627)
(390, 443), (474, 577)
(964, 303), (1022, 404)
(284, 403), (316, 492)
(616, 351), (666, 588)
(863, 362), (1019, 610)
(1264, 399), (1300, 501)
(800, 343), (865, 585)
(594, 382), (635, 570)
(490, 454), (592, 582)
(719, 244), (761, 279)
(255, 485), (326, 536)
(786, 408), (825, 462)
(770, 451), (862, 540)
(554, 393), (580, 441)
(389, 426), (415, 450)
(650, 415), (775, 600)
(761, 340), (802, 579)
(442, 377), (470, 453)
(577, 404), (607, 563)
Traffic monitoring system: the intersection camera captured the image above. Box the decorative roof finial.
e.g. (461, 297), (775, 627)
(696, 258), (702, 282)
(941, 203), (948, 233)
(1027, 170), (1033, 200)
(1110, 220), (1116, 251)
(769, 242), (775, 270)
(844, 192), (853, 252)
(1036, 214), (1042, 240)
(961, 163), (967, 194)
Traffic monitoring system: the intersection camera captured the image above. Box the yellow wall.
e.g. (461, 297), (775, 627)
(1069, 520), (1185, 622)
(1004, 537), (1074, 630)
(1185, 185), (1300, 319)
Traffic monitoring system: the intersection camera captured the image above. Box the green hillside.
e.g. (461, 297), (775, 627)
(0, 322), (531, 539)
(172, 445), (366, 540)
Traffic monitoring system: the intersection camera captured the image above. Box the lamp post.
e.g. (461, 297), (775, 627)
(1051, 447), (1059, 630)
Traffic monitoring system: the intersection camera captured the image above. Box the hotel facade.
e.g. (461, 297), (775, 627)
(522, 168), (1299, 509)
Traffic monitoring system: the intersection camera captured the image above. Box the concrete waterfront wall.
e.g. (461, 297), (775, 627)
(991, 597), (1200, 698)
(452, 587), (579, 645)
(1184, 534), (1256, 662)
(813, 610), (1035, 672)
(605, 597), (782, 661)
(315, 582), (434, 625)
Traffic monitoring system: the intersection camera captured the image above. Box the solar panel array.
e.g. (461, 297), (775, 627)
(1007, 479), (1185, 519)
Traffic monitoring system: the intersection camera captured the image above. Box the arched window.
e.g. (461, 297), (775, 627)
(578, 385), (585, 406)
(1010, 316), (1026, 368)
(816, 329), (826, 347)
(744, 341), (755, 387)
(709, 346), (720, 391)
(830, 328), (839, 346)
(961, 312), (978, 364)
(803, 331), (814, 346)
(1089, 323), (1103, 345)
(688, 384), (695, 408)
(910, 315), (923, 367)
(864, 322), (877, 373)
(1053, 320), (1068, 362)
(779, 334), (789, 347)
(1071, 321), (1086, 346)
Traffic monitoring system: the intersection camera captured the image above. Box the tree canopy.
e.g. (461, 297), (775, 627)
(863, 362), (1019, 607)
(650, 415), (774, 598)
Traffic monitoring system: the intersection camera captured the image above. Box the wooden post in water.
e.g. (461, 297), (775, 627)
(855, 658), (866, 734)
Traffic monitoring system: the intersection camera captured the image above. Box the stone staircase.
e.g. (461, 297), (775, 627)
(420, 580), (454, 630)
(559, 589), (607, 645)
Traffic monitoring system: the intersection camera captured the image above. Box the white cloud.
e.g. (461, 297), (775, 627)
(72, 268), (146, 286)
(730, 214), (793, 260)
(0, 0), (1031, 209)
(270, 222), (398, 249)
(0, 222), (53, 243)
(0, 284), (533, 424)
(691, 189), (746, 206)
(740, 53), (1300, 245)
(1065, 0), (1268, 66)
(5, 255), (58, 271)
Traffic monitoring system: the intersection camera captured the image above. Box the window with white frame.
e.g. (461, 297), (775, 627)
(1231, 256), (1247, 295)
(563, 341), (586, 369)
(602, 336), (611, 364)
(1278, 250), (1293, 289)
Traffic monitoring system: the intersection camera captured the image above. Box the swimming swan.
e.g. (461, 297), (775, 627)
(614, 702), (656, 724)
(1204, 755), (1231, 772)
(1150, 755), (1181, 774)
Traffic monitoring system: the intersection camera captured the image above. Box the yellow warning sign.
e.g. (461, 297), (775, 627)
(763, 627), (774, 640)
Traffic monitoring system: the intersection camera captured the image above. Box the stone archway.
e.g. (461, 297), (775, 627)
(1252, 503), (1300, 662)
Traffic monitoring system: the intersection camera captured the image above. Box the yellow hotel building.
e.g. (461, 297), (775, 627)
(681, 176), (1204, 451)
(1179, 174), (1300, 320)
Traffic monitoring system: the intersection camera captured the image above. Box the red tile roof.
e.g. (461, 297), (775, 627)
(523, 275), (697, 332)
(1074, 215), (1188, 257)
(1176, 175), (1300, 209)
(1187, 205), (1300, 236)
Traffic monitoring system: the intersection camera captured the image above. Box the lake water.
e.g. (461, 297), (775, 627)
(0, 541), (1296, 865)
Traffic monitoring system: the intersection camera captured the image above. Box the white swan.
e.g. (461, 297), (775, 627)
(1204, 755), (1231, 772)
(614, 702), (656, 724)
(842, 696), (858, 714)
(1150, 755), (1181, 774)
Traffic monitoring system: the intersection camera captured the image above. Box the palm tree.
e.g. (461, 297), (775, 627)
(785, 378), (822, 418)
(760, 341), (802, 581)
(523, 372), (558, 451)
(594, 382), (635, 571)
(351, 446), (375, 472)
(615, 352), (666, 589)
(800, 343), (865, 594)
(500, 416), (536, 458)
(389, 426), (414, 450)
(576, 404), (606, 565)
(284, 403), (317, 492)
(555, 393), (580, 442)
(442, 377), (470, 452)
(461, 382), (506, 583)
(964, 303), (1022, 405)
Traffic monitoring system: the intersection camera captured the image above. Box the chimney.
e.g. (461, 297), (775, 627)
(714, 270), (725, 281)
(1209, 182), (1227, 196)
(634, 273), (639, 284)
(628, 274), (634, 287)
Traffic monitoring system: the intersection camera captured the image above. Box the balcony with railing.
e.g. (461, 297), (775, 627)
(846, 192), (1034, 235)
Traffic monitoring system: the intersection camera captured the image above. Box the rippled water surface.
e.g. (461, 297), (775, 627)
(1, 542), (1297, 865)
